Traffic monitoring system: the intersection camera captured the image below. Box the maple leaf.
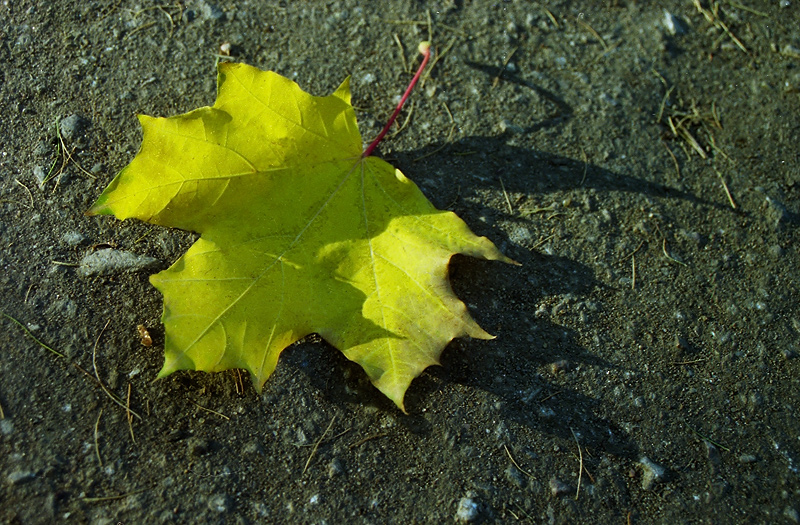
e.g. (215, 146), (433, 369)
(88, 59), (514, 411)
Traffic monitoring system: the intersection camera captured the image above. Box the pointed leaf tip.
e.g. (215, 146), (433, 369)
(333, 76), (352, 105)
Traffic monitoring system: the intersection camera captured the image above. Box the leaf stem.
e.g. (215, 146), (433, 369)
(363, 42), (432, 157)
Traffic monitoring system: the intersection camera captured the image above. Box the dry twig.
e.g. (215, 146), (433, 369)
(126, 383), (136, 444)
(303, 415), (337, 475)
(349, 432), (389, 449)
(503, 444), (533, 478)
(93, 321), (143, 420)
(3, 314), (64, 358)
(577, 18), (609, 52)
(191, 401), (230, 420)
(94, 409), (104, 468)
(570, 427), (583, 500)
(713, 167), (737, 209)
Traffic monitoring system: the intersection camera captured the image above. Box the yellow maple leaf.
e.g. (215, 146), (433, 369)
(88, 59), (514, 411)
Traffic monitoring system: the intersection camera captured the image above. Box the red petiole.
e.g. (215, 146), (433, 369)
(363, 42), (432, 158)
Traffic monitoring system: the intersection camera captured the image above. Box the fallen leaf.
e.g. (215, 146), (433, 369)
(88, 62), (514, 411)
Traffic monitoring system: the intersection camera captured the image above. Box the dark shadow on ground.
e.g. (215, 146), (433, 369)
(392, 135), (726, 215)
(283, 133), (732, 462)
(434, 252), (636, 460)
(465, 60), (574, 135)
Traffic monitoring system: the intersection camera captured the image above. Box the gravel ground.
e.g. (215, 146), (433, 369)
(1, 1), (799, 523)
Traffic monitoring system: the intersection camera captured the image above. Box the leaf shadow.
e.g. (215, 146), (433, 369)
(281, 128), (732, 462)
(394, 135), (725, 215)
(386, 133), (728, 460)
(464, 60), (574, 134)
(436, 252), (636, 460)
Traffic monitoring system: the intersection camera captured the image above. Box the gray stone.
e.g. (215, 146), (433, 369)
(77, 249), (158, 277)
(198, 0), (225, 21)
(769, 245), (785, 258)
(327, 458), (344, 478)
(242, 440), (264, 456)
(639, 457), (666, 490)
(61, 231), (87, 246)
(207, 493), (230, 513)
(60, 114), (90, 141)
(498, 119), (524, 134)
(549, 477), (573, 497)
(33, 141), (50, 157)
(705, 441), (721, 476)
(764, 197), (789, 231)
(505, 466), (527, 488)
(0, 418), (14, 436)
(455, 496), (479, 522)
(663, 11), (688, 36)
(782, 44), (800, 59)
(33, 165), (47, 187)
(738, 454), (757, 464)
(7, 469), (36, 485)
(47, 297), (77, 318)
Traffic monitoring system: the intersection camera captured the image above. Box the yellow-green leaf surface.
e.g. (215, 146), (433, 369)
(89, 62), (514, 411)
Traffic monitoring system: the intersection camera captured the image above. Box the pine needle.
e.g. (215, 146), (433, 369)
(303, 415), (336, 475)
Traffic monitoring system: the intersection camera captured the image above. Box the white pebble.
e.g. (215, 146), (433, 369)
(455, 497), (479, 522)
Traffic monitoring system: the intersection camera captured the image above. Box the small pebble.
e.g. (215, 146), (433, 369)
(639, 457), (666, 490)
(187, 437), (210, 456)
(327, 458), (344, 478)
(33, 141), (50, 157)
(455, 496), (479, 522)
(7, 469), (36, 485)
(538, 406), (556, 418)
(507, 225), (533, 245)
(549, 477), (573, 497)
(242, 440), (264, 456)
(59, 114), (90, 142)
(498, 119), (524, 134)
(494, 421), (510, 440)
(207, 493), (230, 513)
(33, 166), (47, 188)
(550, 360), (573, 373)
(764, 196), (788, 231)
(769, 245), (785, 258)
(198, 0), (225, 21)
(662, 11), (687, 36)
(782, 44), (800, 59)
(61, 231), (87, 247)
(705, 441), (721, 476)
(77, 249), (159, 277)
(598, 92), (618, 107)
(738, 454), (757, 464)
(505, 466), (527, 488)
(0, 419), (14, 435)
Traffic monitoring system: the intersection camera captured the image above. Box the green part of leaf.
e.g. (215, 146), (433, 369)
(88, 62), (514, 411)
